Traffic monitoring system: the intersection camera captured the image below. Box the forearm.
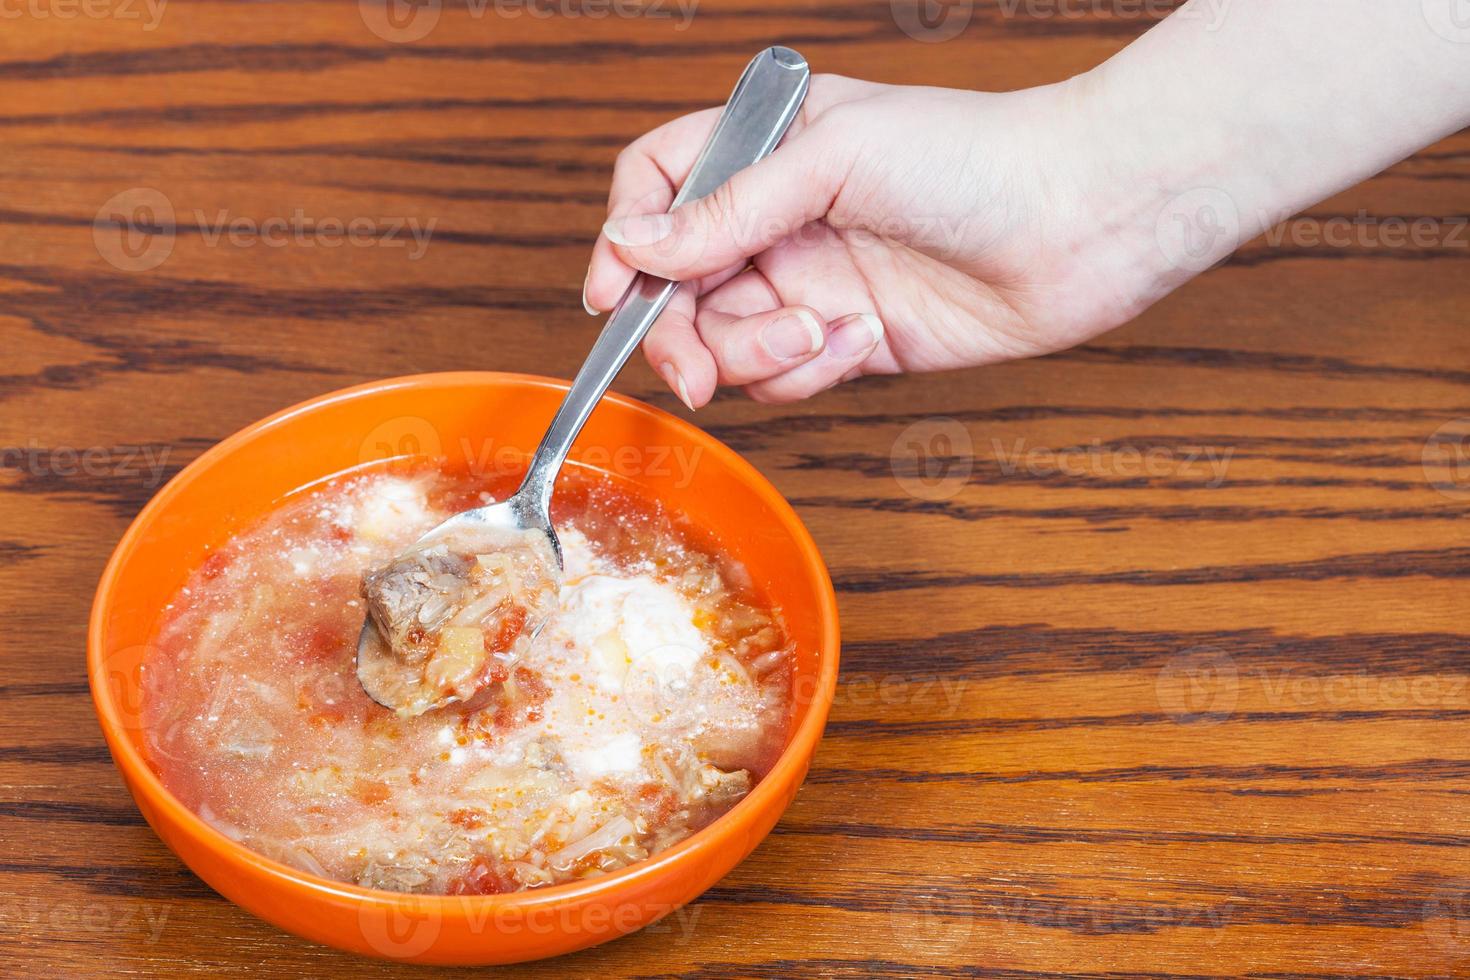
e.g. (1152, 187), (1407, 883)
(1070, 0), (1470, 299)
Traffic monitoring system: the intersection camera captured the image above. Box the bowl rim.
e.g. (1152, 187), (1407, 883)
(87, 370), (841, 917)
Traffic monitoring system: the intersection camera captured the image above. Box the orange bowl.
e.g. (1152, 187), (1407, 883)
(87, 372), (840, 964)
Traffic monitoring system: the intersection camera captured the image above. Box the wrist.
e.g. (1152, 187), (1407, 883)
(1058, 0), (1470, 313)
(1025, 67), (1233, 332)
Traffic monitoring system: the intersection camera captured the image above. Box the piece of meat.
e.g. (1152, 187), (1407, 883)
(358, 524), (561, 715)
(361, 543), (474, 664)
(698, 766), (751, 809)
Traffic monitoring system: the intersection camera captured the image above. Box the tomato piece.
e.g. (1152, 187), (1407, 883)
(199, 551), (231, 580)
(483, 604), (528, 654)
(351, 779), (391, 805)
(447, 807), (486, 830)
(447, 855), (514, 895)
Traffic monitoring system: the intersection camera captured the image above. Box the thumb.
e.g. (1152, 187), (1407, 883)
(600, 130), (839, 281)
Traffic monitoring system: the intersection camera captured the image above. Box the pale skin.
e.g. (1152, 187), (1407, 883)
(582, 0), (1470, 408)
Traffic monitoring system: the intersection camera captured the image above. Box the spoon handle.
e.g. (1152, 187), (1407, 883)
(515, 46), (811, 518)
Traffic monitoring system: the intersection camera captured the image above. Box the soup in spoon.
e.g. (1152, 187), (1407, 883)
(358, 522), (560, 717)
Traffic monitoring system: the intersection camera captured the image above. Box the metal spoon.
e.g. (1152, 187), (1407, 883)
(357, 46), (812, 714)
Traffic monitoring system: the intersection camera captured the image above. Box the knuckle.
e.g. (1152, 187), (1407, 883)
(644, 311), (679, 346)
(706, 178), (742, 222)
(706, 342), (754, 387)
(640, 327), (668, 356)
(672, 179), (748, 266)
(713, 351), (750, 387)
(745, 383), (796, 405)
(611, 147), (635, 182)
(689, 179), (741, 238)
(791, 116), (847, 178)
(612, 144), (640, 173)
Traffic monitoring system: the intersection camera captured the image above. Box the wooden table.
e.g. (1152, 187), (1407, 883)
(4, 1), (1469, 976)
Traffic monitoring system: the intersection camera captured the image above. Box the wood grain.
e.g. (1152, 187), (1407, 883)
(2, 1), (1469, 976)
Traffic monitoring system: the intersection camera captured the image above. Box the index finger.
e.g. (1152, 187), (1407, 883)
(583, 108), (722, 313)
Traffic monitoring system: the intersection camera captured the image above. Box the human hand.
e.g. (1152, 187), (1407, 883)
(583, 73), (1152, 407)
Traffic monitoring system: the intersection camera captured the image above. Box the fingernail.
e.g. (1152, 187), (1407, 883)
(581, 272), (598, 316)
(760, 309), (824, 360)
(660, 362), (695, 412)
(828, 313), (884, 358)
(603, 213), (673, 248)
